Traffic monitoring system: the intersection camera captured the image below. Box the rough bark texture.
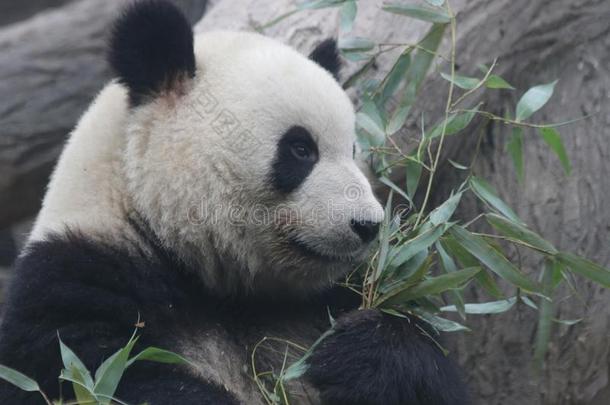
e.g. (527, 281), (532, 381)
(0, 0), (73, 27)
(429, 3), (610, 404)
(1, 0), (609, 404)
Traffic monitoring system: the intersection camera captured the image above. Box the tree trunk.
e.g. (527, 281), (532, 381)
(1, 0), (608, 403)
(0, 0), (72, 27)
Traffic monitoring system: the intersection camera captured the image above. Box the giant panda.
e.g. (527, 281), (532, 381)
(0, 1), (469, 404)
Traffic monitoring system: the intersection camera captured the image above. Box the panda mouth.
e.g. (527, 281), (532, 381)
(288, 237), (357, 263)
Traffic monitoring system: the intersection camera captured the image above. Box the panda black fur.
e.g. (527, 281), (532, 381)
(0, 1), (470, 404)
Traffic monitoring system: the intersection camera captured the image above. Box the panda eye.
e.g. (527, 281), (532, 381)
(271, 126), (319, 193)
(290, 142), (316, 162)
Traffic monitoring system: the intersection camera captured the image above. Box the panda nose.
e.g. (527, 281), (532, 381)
(350, 219), (381, 243)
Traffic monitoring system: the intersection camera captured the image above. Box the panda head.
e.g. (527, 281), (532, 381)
(110, 1), (384, 295)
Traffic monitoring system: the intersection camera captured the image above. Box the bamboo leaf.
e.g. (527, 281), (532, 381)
(557, 252), (610, 288)
(440, 72), (480, 90)
(374, 192), (394, 281)
(93, 337), (138, 404)
(387, 250), (431, 286)
(386, 104), (411, 135)
(282, 328), (334, 381)
(552, 318), (582, 326)
(406, 254), (434, 283)
(385, 267), (481, 306)
(361, 99), (386, 130)
(429, 192), (463, 226)
(342, 57), (376, 89)
(410, 267), (480, 297)
(379, 176), (413, 206)
(382, 4), (451, 23)
(0, 365), (40, 392)
(58, 336), (94, 389)
(356, 111), (385, 146)
(469, 176), (522, 224)
(342, 51), (373, 61)
(416, 312), (470, 332)
(380, 308), (409, 318)
(388, 224), (447, 268)
(533, 261), (555, 371)
(66, 368), (97, 404)
(339, 0), (357, 32)
(449, 227), (540, 293)
(378, 53), (411, 107)
(550, 260), (565, 289)
(60, 369), (102, 405)
(521, 295), (538, 310)
(338, 36), (376, 52)
(381, 253), (433, 293)
(436, 242), (466, 318)
(485, 213), (558, 255)
(388, 24), (446, 133)
(485, 75), (515, 89)
(507, 127), (524, 182)
(448, 159), (468, 170)
(538, 127), (571, 175)
(405, 159), (423, 198)
(441, 297), (517, 314)
(475, 271), (504, 299)
(441, 237), (504, 298)
(427, 109), (477, 139)
(299, 0), (346, 10)
(126, 348), (191, 368)
(515, 80), (558, 122)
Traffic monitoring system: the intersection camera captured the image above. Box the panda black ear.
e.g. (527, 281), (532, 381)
(109, 0), (196, 106)
(309, 38), (341, 80)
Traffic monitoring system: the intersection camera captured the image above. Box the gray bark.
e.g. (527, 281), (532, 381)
(0, 0), (609, 403)
(424, 3), (610, 404)
(0, 0), (73, 27)
(0, 0), (116, 228)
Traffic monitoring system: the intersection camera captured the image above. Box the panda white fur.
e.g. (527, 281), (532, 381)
(0, 1), (469, 404)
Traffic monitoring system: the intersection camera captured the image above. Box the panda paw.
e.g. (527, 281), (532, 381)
(305, 309), (470, 405)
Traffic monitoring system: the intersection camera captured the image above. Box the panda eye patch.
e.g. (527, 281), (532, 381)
(270, 126), (319, 193)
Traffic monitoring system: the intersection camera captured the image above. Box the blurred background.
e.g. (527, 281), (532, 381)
(0, 1), (608, 404)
